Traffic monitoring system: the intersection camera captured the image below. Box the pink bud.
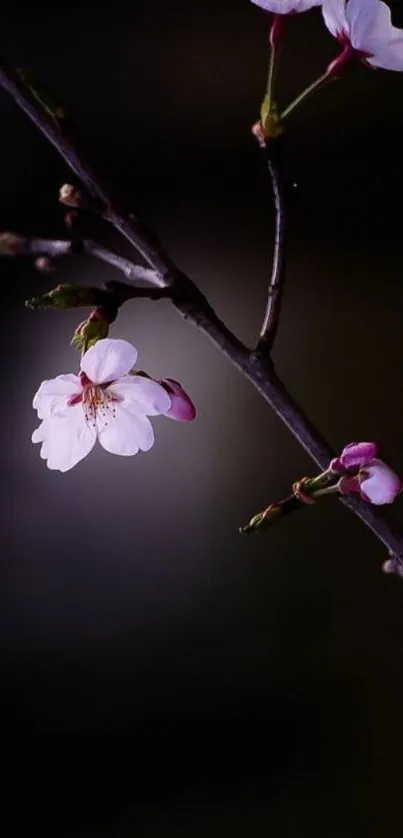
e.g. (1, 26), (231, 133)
(330, 441), (378, 473)
(251, 120), (267, 148)
(159, 378), (196, 422)
(340, 442), (378, 470)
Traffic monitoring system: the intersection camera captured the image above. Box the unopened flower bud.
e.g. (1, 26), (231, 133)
(0, 232), (24, 256)
(59, 184), (83, 208)
(26, 283), (98, 310)
(158, 378), (196, 422)
(35, 256), (55, 273)
(71, 308), (109, 351)
(252, 121), (267, 148)
(382, 554), (403, 579)
(240, 502), (282, 534)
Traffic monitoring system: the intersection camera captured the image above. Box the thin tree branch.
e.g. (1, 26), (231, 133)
(1, 57), (402, 564)
(0, 58), (177, 281)
(0, 232), (162, 284)
(256, 139), (287, 353)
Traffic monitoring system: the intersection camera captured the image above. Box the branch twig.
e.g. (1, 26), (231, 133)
(256, 139), (287, 353)
(0, 233), (163, 285)
(1, 56), (402, 564)
(0, 58), (177, 280)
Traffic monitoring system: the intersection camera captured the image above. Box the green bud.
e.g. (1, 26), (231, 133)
(239, 503), (282, 535)
(71, 309), (109, 352)
(26, 284), (98, 310)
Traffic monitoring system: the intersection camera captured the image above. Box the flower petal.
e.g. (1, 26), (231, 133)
(97, 404), (154, 455)
(347, 0), (398, 52)
(80, 339), (138, 385)
(32, 405), (96, 472)
(347, 0), (379, 47)
(359, 458), (403, 505)
(339, 441), (378, 469)
(322, 0), (349, 38)
(250, 0), (321, 12)
(110, 375), (172, 416)
(33, 374), (81, 419)
(159, 378), (197, 422)
(367, 37), (403, 70)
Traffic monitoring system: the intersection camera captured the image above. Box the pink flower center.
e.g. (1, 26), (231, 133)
(68, 372), (120, 428)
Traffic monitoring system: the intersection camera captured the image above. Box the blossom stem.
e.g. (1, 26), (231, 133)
(0, 233), (162, 284)
(266, 43), (277, 106)
(311, 483), (340, 499)
(255, 138), (286, 353)
(280, 72), (330, 121)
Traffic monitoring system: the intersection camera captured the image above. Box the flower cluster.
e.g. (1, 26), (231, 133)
(251, 0), (403, 73)
(32, 338), (196, 472)
(250, 1), (403, 142)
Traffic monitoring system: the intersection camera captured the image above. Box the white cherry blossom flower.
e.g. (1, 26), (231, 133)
(251, 0), (321, 13)
(322, 0), (403, 71)
(32, 338), (172, 472)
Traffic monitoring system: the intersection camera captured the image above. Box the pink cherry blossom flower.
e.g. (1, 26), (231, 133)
(32, 338), (172, 472)
(251, 0), (321, 14)
(322, 0), (403, 76)
(159, 378), (197, 422)
(328, 441), (402, 505)
(340, 459), (403, 505)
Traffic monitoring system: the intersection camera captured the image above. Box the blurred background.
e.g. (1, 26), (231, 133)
(1, 1), (403, 835)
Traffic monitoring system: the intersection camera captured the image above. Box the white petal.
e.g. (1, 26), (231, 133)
(32, 405), (96, 472)
(110, 376), (172, 416)
(33, 374), (81, 419)
(251, 0), (321, 12)
(322, 0), (349, 38)
(32, 421), (48, 443)
(80, 338), (138, 385)
(367, 37), (403, 70)
(347, 0), (399, 52)
(97, 404), (154, 456)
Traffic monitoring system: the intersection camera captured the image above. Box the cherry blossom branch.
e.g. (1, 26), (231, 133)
(1, 58), (403, 567)
(0, 232), (161, 284)
(256, 139), (287, 353)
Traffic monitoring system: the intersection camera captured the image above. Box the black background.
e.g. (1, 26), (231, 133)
(1, 1), (403, 835)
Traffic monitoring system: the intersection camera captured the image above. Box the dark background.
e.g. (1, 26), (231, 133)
(1, 1), (403, 835)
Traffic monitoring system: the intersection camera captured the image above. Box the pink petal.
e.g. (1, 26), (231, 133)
(347, 0), (379, 47)
(347, 0), (395, 51)
(339, 441), (378, 469)
(159, 378), (197, 422)
(359, 459), (403, 505)
(367, 38), (403, 70)
(250, 0), (321, 12)
(322, 0), (349, 39)
(80, 339), (138, 385)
